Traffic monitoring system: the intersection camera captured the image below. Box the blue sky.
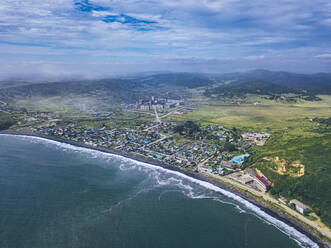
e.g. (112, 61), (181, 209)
(0, 0), (331, 80)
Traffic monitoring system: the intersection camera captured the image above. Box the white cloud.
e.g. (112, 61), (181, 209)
(91, 10), (119, 17)
(315, 54), (331, 59)
(0, 0), (330, 79)
(321, 18), (331, 26)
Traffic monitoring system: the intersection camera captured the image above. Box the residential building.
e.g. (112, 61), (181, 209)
(254, 175), (270, 192)
(290, 199), (311, 214)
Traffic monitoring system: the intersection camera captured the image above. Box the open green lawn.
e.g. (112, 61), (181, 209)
(168, 95), (331, 131)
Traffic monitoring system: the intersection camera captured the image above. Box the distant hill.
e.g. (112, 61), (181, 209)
(205, 79), (300, 96)
(0, 73), (213, 104)
(0, 80), (42, 89)
(130, 72), (214, 88)
(0, 79), (140, 104)
(204, 79), (321, 101)
(130, 70), (331, 96)
(1, 70), (330, 104)
(214, 70), (331, 95)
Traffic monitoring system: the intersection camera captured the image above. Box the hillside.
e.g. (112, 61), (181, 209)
(130, 72), (214, 88)
(248, 122), (331, 228)
(0, 79), (140, 104)
(214, 70), (331, 95)
(1, 70), (330, 104)
(204, 79), (321, 101)
(0, 80), (38, 89)
(0, 112), (16, 131)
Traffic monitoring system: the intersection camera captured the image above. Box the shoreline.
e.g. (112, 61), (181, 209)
(0, 129), (328, 248)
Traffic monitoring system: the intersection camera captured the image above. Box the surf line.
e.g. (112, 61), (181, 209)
(0, 133), (319, 248)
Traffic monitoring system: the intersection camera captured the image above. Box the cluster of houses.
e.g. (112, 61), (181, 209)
(28, 119), (260, 176)
(241, 132), (271, 147)
(20, 112), (61, 124)
(18, 107), (318, 221)
(23, 111), (281, 201)
(31, 125), (161, 150)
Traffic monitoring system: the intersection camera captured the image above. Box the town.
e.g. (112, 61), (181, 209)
(3, 95), (314, 222)
(14, 97), (273, 192)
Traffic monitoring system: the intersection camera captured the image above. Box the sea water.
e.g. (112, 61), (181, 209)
(0, 135), (318, 248)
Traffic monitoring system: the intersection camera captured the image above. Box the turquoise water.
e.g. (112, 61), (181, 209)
(231, 154), (250, 164)
(0, 135), (316, 248)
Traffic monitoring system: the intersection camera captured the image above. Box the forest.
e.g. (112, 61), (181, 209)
(0, 112), (16, 131)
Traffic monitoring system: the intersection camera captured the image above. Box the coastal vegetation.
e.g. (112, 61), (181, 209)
(0, 112), (15, 131)
(248, 126), (331, 228)
(166, 94), (331, 229)
(0, 70), (331, 238)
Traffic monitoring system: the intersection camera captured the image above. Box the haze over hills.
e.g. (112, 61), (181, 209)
(1, 70), (331, 103)
(215, 70), (331, 94)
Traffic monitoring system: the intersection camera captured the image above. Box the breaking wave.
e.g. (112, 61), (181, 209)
(2, 134), (319, 248)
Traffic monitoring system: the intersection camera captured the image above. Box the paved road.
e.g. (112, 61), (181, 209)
(199, 156), (213, 166)
(159, 106), (186, 119)
(147, 134), (172, 146)
(144, 124), (160, 131)
(153, 105), (161, 123)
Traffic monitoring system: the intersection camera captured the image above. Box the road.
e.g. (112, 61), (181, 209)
(159, 106), (186, 119)
(144, 124), (160, 131)
(199, 156), (213, 166)
(144, 106), (188, 131)
(147, 134), (172, 146)
(153, 105), (161, 123)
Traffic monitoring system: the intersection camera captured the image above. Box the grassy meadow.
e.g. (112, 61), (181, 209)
(168, 95), (331, 131)
(169, 95), (331, 228)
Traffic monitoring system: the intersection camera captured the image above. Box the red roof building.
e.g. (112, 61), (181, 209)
(255, 175), (271, 192)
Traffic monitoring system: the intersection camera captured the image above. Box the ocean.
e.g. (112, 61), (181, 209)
(0, 135), (318, 248)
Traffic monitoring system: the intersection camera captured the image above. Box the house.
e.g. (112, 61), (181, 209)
(254, 175), (270, 192)
(140, 104), (150, 111)
(290, 199), (311, 215)
(237, 175), (254, 184)
(220, 160), (236, 169)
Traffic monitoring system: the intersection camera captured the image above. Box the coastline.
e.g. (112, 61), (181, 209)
(0, 129), (328, 248)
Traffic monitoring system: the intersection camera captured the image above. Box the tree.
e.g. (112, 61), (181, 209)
(0, 113), (15, 131)
(224, 143), (236, 152)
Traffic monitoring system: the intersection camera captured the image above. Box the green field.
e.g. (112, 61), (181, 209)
(250, 124), (331, 228)
(168, 95), (331, 228)
(168, 95), (331, 131)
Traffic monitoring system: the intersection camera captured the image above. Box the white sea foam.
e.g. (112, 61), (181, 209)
(1, 134), (319, 248)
